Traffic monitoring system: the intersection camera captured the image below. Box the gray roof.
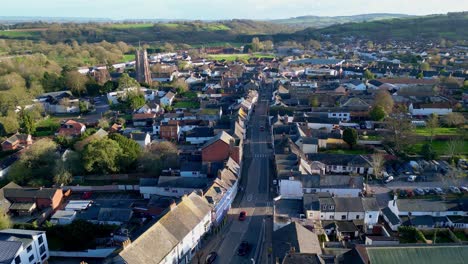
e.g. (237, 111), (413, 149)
(139, 178), (158, 187)
(290, 58), (344, 65)
(362, 198), (379, 212)
(97, 208), (133, 223)
(119, 193), (211, 264)
(319, 175), (363, 189)
(396, 198), (467, 213)
(282, 253), (325, 264)
(382, 207), (401, 225)
(306, 154), (371, 167)
(3, 188), (59, 199)
(334, 197), (364, 212)
(0, 241), (21, 263)
(273, 222), (322, 262)
(157, 176), (211, 189)
(336, 221), (358, 232)
(200, 131), (234, 149)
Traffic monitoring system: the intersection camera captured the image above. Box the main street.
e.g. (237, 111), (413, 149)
(207, 84), (274, 264)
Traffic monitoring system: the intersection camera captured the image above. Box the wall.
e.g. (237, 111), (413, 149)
(365, 211), (380, 226)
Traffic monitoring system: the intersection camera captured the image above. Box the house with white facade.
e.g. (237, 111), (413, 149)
(118, 192), (212, 264)
(409, 102), (453, 116)
(139, 177), (211, 199)
(160, 92), (176, 107)
(130, 132), (151, 148)
(0, 229), (49, 264)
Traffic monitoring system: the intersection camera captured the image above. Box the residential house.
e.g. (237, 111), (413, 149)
(0, 229), (49, 264)
(306, 154), (373, 175)
(0, 182), (21, 214)
(132, 113), (156, 127)
(130, 132), (152, 148)
(117, 192), (212, 264)
(180, 162), (204, 177)
(57, 120), (86, 137)
(201, 131), (242, 165)
(185, 127), (215, 145)
(160, 92), (176, 107)
(160, 123), (180, 141)
(409, 102), (453, 116)
(3, 187), (64, 214)
(139, 177), (211, 198)
(204, 163), (239, 226)
(1, 134), (32, 151)
(50, 210), (76, 225)
(273, 222), (322, 263)
(36, 91), (80, 114)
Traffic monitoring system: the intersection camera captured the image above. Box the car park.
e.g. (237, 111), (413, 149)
(413, 188), (425, 196)
(449, 186), (461, 194)
(237, 241), (251, 256)
(434, 188), (444, 195)
(205, 252), (217, 264)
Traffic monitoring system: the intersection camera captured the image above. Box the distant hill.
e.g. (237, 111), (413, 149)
(286, 12), (468, 41)
(270, 13), (411, 29)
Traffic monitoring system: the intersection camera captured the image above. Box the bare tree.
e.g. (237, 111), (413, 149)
(446, 138), (464, 161)
(426, 113), (439, 143)
(385, 105), (413, 152)
(371, 153), (385, 180)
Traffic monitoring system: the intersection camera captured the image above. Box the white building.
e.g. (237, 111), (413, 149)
(118, 193), (212, 264)
(409, 103), (453, 116)
(0, 229), (49, 264)
(50, 210), (76, 225)
(160, 92), (176, 107)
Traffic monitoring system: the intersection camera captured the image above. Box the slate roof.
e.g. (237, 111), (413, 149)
(186, 127), (214, 138)
(0, 241), (22, 263)
(382, 207), (400, 225)
(334, 197), (364, 212)
(273, 222), (322, 262)
(157, 176), (211, 189)
(97, 208), (133, 223)
(362, 198), (379, 212)
(119, 193), (211, 264)
(306, 154), (371, 167)
(3, 187), (60, 200)
(282, 253), (325, 264)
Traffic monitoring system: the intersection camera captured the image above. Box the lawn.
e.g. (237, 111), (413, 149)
(207, 53), (274, 61)
(34, 118), (60, 137)
(122, 54), (135, 62)
(414, 127), (462, 136)
(405, 140), (468, 156)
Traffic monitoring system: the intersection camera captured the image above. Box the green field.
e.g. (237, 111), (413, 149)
(160, 23), (230, 31)
(106, 23), (154, 29)
(414, 127), (463, 136)
(122, 54), (135, 62)
(174, 101), (200, 109)
(0, 30), (39, 38)
(405, 140), (468, 156)
(207, 53), (274, 61)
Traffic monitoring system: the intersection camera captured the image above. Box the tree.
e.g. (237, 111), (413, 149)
(370, 105), (386, 121)
(126, 91), (145, 111)
(64, 71), (87, 95)
(8, 138), (59, 186)
(138, 141), (179, 176)
(371, 153), (385, 180)
(118, 73), (139, 90)
(444, 112), (465, 127)
(419, 62), (430, 71)
(20, 111), (36, 135)
(426, 113), (439, 143)
(0, 115), (19, 136)
(97, 118), (110, 129)
(108, 133), (142, 171)
(416, 72), (424, 79)
(385, 105), (413, 152)
(82, 138), (122, 174)
(306, 40), (321, 50)
(364, 69), (374, 80)
(420, 143), (438, 160)
(309, 95), (319, 107)
(343, 128), (358, 149)
(373, 90), (394, 114)
(53, 160), (73, 186)
(366, 41), (374, 50)
(251, 37), (263, 52)
(0, 213), (11, 230)
(446, 138), (463, 163)
(173, 78), (189, 94)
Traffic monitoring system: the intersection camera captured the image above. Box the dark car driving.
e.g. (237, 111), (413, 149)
(237, 241), (251, 256)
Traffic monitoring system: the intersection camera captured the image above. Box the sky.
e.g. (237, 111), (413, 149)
(2, 0), (468, 20)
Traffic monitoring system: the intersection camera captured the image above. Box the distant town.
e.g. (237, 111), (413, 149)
(0, 10), (467, 264)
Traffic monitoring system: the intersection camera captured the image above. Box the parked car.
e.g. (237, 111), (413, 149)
(205, 252), (217, 264)
(398, 189), (408, 198)
(449, 186), (461, 194)
(423, 188), (432, 195)
(434, 188), (445, 195)
(384, 176), (394, 183)
(81, 191), (93, 199)
(460, 186), (468, 193)
(239, 211), (247, 221)
(407, 175), (417, 182)
(237, 241), (251, 256)
(413, 188), (425, 196)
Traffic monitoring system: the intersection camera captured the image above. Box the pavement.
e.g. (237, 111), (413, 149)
(195, 84), (274, 264)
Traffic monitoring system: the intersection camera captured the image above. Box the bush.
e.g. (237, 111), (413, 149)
(398, 226), (427, 243)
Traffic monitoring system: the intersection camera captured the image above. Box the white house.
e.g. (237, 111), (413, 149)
(118, 193), (212, 264)
(130, 132), (151, 149)
(160, 91), (176, 106)
(0, 229), (49, 264)
(139, 176), (211, 198)
(409, 102), (453, 116)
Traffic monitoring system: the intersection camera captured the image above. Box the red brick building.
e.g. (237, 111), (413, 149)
(201, 131), (242, 164)
(3, 187), (64, 211)
(160, 123), (180, 141)
(1, 134), (32, 151)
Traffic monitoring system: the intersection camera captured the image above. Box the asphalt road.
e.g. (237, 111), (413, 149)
(214, 89), (273, 264)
